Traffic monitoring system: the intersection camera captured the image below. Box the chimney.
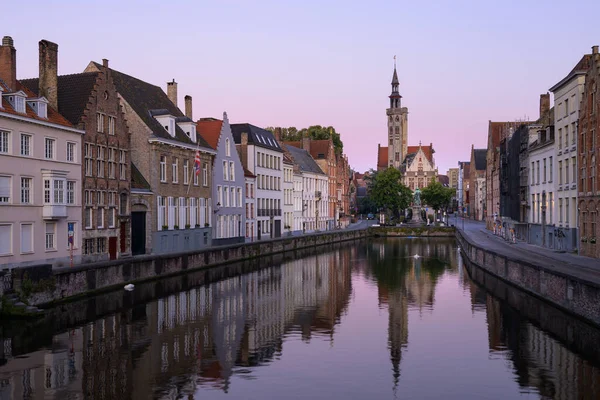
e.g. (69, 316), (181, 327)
(274, 127), (281, 141)
(302, 135), (310, 152)
(102, 58), (109, 68)
(241, 132), (248, 146)
(167, 79), (177, 106)
(593, 45), (599, 54)
(39, 39), (59, 110)
(0, 36), (17, 91)
(539, 92), (550, 119)
(184, 95), (192, 119)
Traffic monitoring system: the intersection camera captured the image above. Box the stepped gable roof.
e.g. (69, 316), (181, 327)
(88, 61), (211, 149)
(377, 146), (388, 169)
(196, 118), (223, 150)
(131, 162), (151, 190)
(0, 81), (73, 127)
(286, 144), (325, 175)
(473, 149), (487, 171)
(230, 123), (284, 152)
(20, 72), (99, 126)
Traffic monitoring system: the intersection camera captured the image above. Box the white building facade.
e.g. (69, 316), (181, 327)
(0, 88), (84, 268)
(528, 128), (555, 246)
(231, 124), (284, 240)
(244, 171), (256, 241)
(283, 158), (294, 235)
(549, 55), (589, 246)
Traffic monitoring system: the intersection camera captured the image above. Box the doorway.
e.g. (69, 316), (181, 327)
(108, 237), (117, 260)
(131, 211), (146, 255)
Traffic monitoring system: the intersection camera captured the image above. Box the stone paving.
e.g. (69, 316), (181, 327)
(458, 218), (600, 285)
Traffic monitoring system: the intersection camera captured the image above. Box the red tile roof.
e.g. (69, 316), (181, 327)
(196, 119), (223, 150)
(377, 146), (388, 169)
(284, 139), (333, 161)
(0, 81), (74, 128)
(407, 145), (434, 163)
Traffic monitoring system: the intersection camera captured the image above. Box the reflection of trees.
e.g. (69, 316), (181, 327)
(366, 238), (455, 390)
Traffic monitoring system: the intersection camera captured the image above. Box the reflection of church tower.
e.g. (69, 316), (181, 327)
(386, 60), (409, 169)
(387, 288), (408, 389)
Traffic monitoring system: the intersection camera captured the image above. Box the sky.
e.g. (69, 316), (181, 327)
(3, 0), (600, 174)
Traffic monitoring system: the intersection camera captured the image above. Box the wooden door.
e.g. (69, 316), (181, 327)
(108, 236), (117, 260)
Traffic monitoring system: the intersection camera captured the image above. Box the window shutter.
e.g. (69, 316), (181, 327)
(157, 196), (162, 229)
(0, 176), (10, 200)
(21, 224), (33, 253)
(0, 224), (11, 254)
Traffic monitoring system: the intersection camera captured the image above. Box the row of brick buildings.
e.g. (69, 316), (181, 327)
(0, 36), (353, 269)
(456, 45), (600, 258)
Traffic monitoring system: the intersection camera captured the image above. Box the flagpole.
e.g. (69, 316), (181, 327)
(187, 135), (203, 196)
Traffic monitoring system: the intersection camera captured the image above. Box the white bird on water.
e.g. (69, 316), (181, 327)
(124, 284), (135, 291)
(413, 254), (420, 259)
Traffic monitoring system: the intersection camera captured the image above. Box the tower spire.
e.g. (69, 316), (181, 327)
(389, 57), (401, 108)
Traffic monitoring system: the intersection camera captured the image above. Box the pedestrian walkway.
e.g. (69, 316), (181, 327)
(458, 219), (600, 285)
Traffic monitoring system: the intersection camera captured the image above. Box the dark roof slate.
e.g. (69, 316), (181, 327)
(20, 72), (99, 126)
(230, 123), (284, 153)
(89, 62), (211, 150)
(473, 149), (487, 171)
(286, 145), (325, 175)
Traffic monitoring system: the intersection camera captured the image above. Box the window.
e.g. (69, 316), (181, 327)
(194, 168), (199, 185)
(543, 158), (547, 183)
(223, 161), (228, 181)
(559, 199), (563, 223)
(96, 146), (105, 177)
(160, 156), (167, 182)
(237, 188), (242, 207)
(85, 207), (92, 229)
(20, 134), (31, 156)
(21, 177), (31, 204)
(549, 157), (553, 182)
(66, 181), (75, 204)
(108, 148), (116, 178)
(53, 180), (64, 204)
(230, 187), (235, 207)
(97, 237), (106, 253)
(572, 156), (577, 183)
(108, 208), (115, 228)
(45, 223), (56, 250)
(97, 113), (105, 133)
(565, 159), (570, 184)
(565, 126), (569, 149)
(44, 179), (51, 204)
(45, 138), (55, 159)
(223, 186), (229, 207)
(0, 130), (9, 154)
(97, 207), (104, 229)
(183, 159), (189, 185)
(20, 223), (33, 253)
(157, 196), (166, 230)
(108, 116), (115, 135)
(120, 192), (127, 215)
(536, 160), (540, 184)
(0, 224), (12, 255)
(67, 142), (76, 162)
(564, 98), (569, 117)
(119, 150), (126, 180)
(559, 161), (562, 184)
(225, 138), (230, 156)
(230, 161), (235, 181)
(203, 163), (208, 186)
(84, 144), (93, 177)
(565, 199), (570, 223)
(172, 158), (179, 183)
(83, 239), (95, 254)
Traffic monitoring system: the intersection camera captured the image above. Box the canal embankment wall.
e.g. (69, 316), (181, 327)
(456, 229), (600, 328)
(2, 226), (456, 310)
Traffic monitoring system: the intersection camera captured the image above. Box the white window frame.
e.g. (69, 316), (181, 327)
(97, 112), (105, 133)
(45, 222), (56, 251)
(119, 150), (127, 180)
(66, 142), (76, 162)
(45, 137), (55, 160)
(223, 160), (228, 181)
(0, 223), (12, 256)
(20, 133), (31, 156)
(0, 130), (10, 154)
(20, 177), (32, 204)
(172, 158), (179, 183)
(20, 223), (33, 254)
(160, 156), (167, 182)
(203, 163), (208, 187)
(183, 159), (189, 185)
(108, 115), (115, 135)
(230, 161), (235, 181)
(67, 181), (75, 205)
(0, 175), (12, 204)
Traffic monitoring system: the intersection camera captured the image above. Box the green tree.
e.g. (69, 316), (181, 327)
(369, 168), (412, 220)
(420, 180), (455, 213)
(267, 125), (344, 154)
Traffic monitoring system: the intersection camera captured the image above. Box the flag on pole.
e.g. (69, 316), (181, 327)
(194, 150), (201, 175)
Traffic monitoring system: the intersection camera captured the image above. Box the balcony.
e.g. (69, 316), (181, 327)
(43, 204), (67, 220)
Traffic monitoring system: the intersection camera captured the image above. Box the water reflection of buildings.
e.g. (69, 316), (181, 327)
(0, 250), (352, 399)
(369, 238), (454, 389)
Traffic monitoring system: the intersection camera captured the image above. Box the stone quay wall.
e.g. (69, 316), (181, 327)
(18, 229), (369, 307)
(456, 229), (600, 327)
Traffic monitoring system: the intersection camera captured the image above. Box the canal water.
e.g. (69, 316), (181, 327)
(1, 238), (600, 399)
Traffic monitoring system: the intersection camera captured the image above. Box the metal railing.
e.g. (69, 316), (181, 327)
(2, 270), (12, 292)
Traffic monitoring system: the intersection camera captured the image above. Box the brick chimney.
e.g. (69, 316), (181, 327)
(167, 79), (177, 106)
(241, 132), (248, 146)
(593, 45), (599, 54)
(39, 39), (59, 110)
(302, 135), (310, 152)
(0, 36), (17, 91)
(274, 127), (281, 141)
(539, 92), (550, 120)
(184, 95), (192, 119)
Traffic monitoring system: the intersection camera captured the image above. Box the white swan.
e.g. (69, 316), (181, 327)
(124, 284), (135, 291)
(413, 254), (420, 259)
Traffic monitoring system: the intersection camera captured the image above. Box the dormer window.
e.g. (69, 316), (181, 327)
(176, 120), (196, 142)
(5, 91), (27, 114)
(26, 97), (49, 119)
(153, 114), (176, 138)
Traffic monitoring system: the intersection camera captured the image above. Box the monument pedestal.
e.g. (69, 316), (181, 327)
(407, 206), (424, 227)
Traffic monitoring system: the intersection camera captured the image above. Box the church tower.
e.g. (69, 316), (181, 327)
(386, 62), (408, 169)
